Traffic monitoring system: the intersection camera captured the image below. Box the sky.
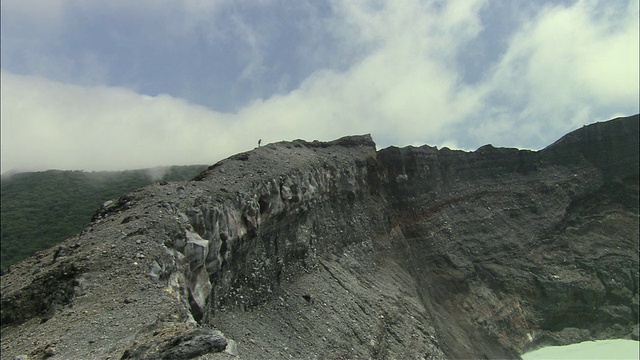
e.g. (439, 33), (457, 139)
(1, 0), (638, 173)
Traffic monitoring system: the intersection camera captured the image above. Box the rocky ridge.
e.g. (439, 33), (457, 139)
(1, 115), (638, 359)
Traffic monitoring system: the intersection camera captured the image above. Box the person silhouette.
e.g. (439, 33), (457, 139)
(258, 139), (262, 147)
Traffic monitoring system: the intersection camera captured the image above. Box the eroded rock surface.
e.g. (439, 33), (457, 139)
(1, 116), (638, 359)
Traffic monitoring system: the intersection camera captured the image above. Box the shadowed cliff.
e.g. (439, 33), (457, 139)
(1, 115), (638, 359)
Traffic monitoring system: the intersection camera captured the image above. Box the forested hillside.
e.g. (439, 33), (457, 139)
(1, 165), (207, 270)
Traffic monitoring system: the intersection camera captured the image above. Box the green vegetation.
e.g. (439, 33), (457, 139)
(1, 165), (207, 270)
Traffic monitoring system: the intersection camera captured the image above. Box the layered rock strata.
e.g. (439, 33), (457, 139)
(1, 115), (638, 359)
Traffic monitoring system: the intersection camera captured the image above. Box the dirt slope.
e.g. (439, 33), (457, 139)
(1, 115), (638, 359)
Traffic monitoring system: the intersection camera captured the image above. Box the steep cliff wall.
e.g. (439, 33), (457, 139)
(377, 114), (639, 357)
(1, 115), (638, 359)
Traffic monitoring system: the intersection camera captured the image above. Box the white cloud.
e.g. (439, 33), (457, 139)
(0, 0), (68, 24)
(474, 0), (639, 147)
(3, 0), (490, 173)
(238, 0), (488, 146)
(516, 0), (637, 107)
(1, 0), (638, 173)
(0, 72), (241, 172)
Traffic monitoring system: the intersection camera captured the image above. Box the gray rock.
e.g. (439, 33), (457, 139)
(1, 116), (638, 360)
(225, 338), (238, 357)
(121, 327), (227, 360)
(44, 346), (56, 357)
(158, 329), (227, 359)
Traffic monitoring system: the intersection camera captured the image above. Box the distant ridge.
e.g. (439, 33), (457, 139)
(1, 165), (208, 270)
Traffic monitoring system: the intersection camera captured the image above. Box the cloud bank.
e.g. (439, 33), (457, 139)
(1, 0), (638, 173)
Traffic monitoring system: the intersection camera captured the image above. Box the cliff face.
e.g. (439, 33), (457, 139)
(377, 114), (639, 358)
(1, 115), (638, 359)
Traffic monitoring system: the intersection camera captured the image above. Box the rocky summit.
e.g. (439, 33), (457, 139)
(1, 115), (638, 360)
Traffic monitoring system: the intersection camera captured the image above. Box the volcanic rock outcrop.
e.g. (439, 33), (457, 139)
(1, 115), (638, 359)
